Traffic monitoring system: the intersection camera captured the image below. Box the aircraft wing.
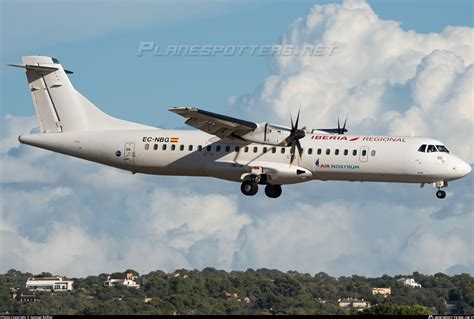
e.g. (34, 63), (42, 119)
(169, 107), (258, 139)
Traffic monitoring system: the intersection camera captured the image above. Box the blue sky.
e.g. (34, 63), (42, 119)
(1, 0), (472, 127)
(1, 0), (473, 277)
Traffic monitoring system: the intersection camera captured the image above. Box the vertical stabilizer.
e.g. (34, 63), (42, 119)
(10, 56), (151, 133)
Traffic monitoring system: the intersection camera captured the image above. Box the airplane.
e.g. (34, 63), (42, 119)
(9, 56), (471, 199)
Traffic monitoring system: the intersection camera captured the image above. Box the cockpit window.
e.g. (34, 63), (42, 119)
(418, 144), (426, 152)
(436, 145), (450, 153)
(426, 145), (437, 153)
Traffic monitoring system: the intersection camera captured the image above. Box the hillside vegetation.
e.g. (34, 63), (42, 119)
(1, 269), (473, 315)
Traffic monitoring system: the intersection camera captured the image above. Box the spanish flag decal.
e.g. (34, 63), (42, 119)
(170, 137), (179, 143)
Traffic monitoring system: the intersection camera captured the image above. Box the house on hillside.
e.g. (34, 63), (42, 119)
(103, 272), (140, 288)
(26, 276), (74, 291)
(10, 288), (38, 303)
(338, 298), (370, 310)
(398, 278), (421, 288)
(371, 287), (391, 297)
(222, 290), (252, 303)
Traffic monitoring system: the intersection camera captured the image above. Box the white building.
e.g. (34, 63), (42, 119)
(103, 273), (140, 288)
(26, 277), (74, 291)
(338, 298), (370, 309)
(398, 278), (422, 288)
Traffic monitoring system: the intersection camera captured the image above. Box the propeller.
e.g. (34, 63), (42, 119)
(337, 114), (348, 135)
(286, 109), (306, 165)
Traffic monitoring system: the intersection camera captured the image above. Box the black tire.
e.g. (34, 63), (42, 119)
(436, 190), (446, 199)
(265, 184), (282, 198)
(241, 181), (258, 196)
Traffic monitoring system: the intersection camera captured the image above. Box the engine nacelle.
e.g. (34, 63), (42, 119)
(240, 123), (291, 146)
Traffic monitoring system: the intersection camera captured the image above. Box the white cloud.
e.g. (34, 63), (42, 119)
(230, 0), (474, 162)
(401, 232), (473, 274)
(0, 114), (36, 153)
(1, 1), (473, 278)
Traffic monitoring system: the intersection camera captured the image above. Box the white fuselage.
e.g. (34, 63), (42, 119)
(19, 128), (471, 186)
(12, 55), (471, 198)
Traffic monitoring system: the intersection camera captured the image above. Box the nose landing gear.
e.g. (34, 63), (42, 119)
(436, 190), (446, 199)
(433, 181), (447, 199)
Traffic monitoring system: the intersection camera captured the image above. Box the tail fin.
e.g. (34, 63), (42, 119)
(9, 56), (150, 133)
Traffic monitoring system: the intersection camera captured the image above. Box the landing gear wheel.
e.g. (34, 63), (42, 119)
(241, 181), (258, 196)
(436, 190), (446, 199)
(265, 185), (282, 198)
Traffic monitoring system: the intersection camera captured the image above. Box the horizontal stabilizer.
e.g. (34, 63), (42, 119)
(8, 64), (73, 74)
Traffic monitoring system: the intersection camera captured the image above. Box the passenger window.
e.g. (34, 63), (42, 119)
(225, 146), (230, 152)
(180, 145), (184, 151)
(216, 145), (221, 152)
(206, 145), (211, 152)
(272, 147), (276, 153)
(263, 147), (267, 153)
(198, 145), (202, 151)
(436, 145), (449, 153)
(326, 149), (330, 155)
(171, 145), (176, 151)
(145, 144), (150, 150)
(335, 149), (339, 156)
(189, 145), (193, 151)
(427, 145), (437, 153)
(244, 146), (249, 153)
(317, 149), (322, 155)
(162, 144), (167, 151)
(353, 149), (357, 156)
(418, 144), (427, 152)
(308, 148), (313, 155)
(281, 147), (285, 154)
(253, 146), (258, 153)
(371, 150), (376, 157)
(362, 150), (367, 156)
(344, 149), (348, 156)
(235, 146), (240, 152)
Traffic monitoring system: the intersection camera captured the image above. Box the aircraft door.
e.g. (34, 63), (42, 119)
(124, 142), (136, 165)
(359, 146), (369, 162)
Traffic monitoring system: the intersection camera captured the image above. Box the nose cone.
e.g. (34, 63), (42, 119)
(454, 159), (471, 179)
(460, 161), (472, 177)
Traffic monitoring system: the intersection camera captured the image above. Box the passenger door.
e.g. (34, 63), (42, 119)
(124, 142), (136, 165)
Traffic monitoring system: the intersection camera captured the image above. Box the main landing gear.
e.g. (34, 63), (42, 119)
(240, 177), (282, 198)
(241, 180), (258, 196)
(264, 184), (282, 198)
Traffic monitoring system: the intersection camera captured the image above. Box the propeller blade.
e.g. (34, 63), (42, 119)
(290, 140), (297, 165)
(342, 114), (348, 134)
(296, 140), (303, 159)
(337, 116), (341, 134)
(295, 109), (300, 130)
